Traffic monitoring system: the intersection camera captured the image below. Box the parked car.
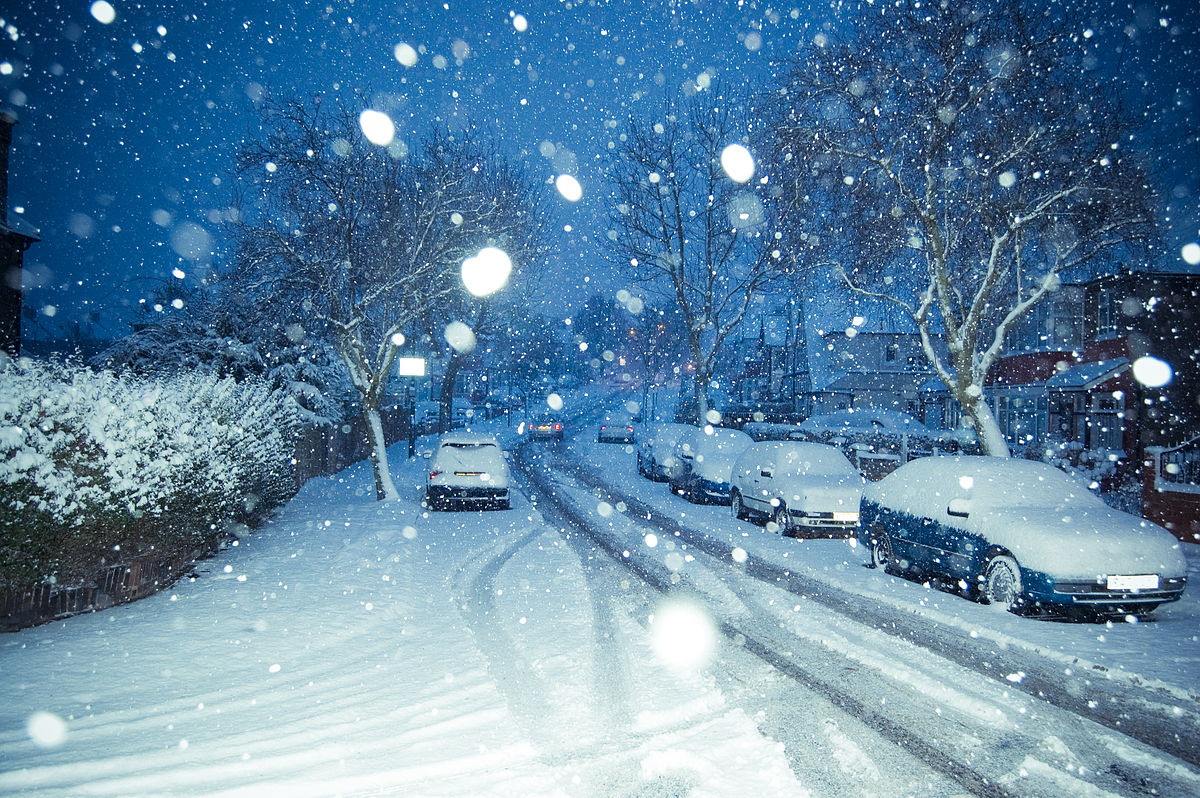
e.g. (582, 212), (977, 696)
(425, 433), (510, 511)
(526, 414), (564, 441)
(742, 421), (806, 442)
(859, 456), (1187, 617)
(669, 426), (753, 504)
(597, 413), (636, 443)
(636, 422), (693, 482)
(730, 442), (864, 537)
(799, 408), (930, 435)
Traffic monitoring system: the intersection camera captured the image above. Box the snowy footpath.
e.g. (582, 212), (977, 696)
(0, 440), (805, 797)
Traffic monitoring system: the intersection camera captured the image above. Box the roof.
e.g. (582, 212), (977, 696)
(1046, 357), (1129, 391)
(0, 215), (40, 241)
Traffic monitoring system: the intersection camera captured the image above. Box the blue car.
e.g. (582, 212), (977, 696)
(859, 456), (1187, 617)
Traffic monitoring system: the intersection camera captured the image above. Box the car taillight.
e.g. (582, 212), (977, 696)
(428, 470), (441, 480)
(554, 423), (562, 430)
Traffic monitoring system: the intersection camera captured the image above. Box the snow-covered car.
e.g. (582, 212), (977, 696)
(669, 427), (753, 504)
(730, 442), (864, 537)
(635, 422), (693, 482)
(799, 408), (930, 435)
(425, 434), (510, 511)
(526, 414), (564, 441)
(860, 456), (1187, 617)
(596, 413), (636, 443)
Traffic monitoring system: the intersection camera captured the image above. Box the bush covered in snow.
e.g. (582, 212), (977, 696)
(0, 360), (300, 589)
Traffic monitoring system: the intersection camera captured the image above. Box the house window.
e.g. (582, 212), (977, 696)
(1096, 284), (1120, 338)
(884, 343), (899, 364)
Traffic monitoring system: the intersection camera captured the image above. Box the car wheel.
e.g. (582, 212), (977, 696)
(731, 490), (748, 521)
(636, 452), (646, 477)
(982, 555), (1023, 611)
(497, 497), (511, 511)
(869, 525), (892, 570)
(773, 504), (793, 537)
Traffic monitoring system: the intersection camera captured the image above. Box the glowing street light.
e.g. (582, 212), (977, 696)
(461, 246), (512, 297)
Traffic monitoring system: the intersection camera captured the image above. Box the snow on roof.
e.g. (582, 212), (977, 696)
(1046, 358), (1128, 391)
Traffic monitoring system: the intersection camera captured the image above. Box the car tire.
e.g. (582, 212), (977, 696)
(982, 555), (1022, 611)
(497, 497), (511, 511)
(731, 490), (748, 521)
(869, 525), (893, 571)
(773, 504), (793, 537)
(636, 453), (646, 477)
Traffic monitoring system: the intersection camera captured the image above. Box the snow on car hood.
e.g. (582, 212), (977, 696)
(781, 472), (864, 509)
(966, 503), (1186, 580)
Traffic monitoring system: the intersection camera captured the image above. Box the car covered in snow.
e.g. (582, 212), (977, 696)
(730, 442), (864, 537)
(525, 414), (564, 441)
(859, 456), (1187, 616)
(635, 422), (693, 482)
(669, 426), (753, 504)
(799, 408), (930, 436)
(596, 413), (636, 443)
(425, 433), (510, 511)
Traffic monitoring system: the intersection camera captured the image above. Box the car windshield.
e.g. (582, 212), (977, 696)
(4, 2), (1197, 795)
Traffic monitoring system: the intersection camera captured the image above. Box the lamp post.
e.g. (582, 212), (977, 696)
(396, 355), (426, 458)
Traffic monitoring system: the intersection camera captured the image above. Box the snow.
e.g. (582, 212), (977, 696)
(0, 433), (805, 796)
(3, 400), (1199, 795)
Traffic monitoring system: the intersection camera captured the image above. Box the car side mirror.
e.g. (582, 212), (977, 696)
(947, 498), (971, 518)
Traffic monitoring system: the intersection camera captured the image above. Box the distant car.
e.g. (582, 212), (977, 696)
(597, 414), (636, 443)
(730, 442), (864, 537)
(859, 456), (1187, 617)
(636, 422), (693, 481)
(669, 426), (753, 504)
(526, 415), (564, 441)
(425, 433), (510, 511)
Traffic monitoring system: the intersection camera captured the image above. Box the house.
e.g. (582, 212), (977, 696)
(919, 270), (1200, 486)
(0, 109), (38, 358)
(811, 330), (943, 418)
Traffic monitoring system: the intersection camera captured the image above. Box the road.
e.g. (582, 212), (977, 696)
(509, 435), (1200, 797)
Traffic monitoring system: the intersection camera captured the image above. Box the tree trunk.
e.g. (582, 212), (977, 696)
(961, 392), (1010, 458)
(362, 399), (400, 501)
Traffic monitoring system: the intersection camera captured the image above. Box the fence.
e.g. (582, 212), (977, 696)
(1143, 437), (1200, 544)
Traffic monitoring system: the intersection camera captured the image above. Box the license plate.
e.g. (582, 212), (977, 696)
(833, 512), (859, 522)
(1107, 574), (1159, 591)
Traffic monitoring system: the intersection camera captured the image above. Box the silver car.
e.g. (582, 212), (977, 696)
(730, 441), (864, 537)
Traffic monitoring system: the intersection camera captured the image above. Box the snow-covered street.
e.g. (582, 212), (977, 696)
(3, 416), (1199, 796)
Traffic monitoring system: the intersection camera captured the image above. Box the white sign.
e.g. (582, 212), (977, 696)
(396, 357), (426, 377)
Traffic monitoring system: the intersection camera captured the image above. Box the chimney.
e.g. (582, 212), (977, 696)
(0, 109), (14, 223)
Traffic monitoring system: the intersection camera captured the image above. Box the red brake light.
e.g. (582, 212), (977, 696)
(554, 423), (562, 430)
(428, 470), (441, 480)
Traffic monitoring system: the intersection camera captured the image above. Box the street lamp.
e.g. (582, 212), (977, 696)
(461, 247), (512, 297)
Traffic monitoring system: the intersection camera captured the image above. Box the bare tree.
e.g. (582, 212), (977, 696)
(412, 139), (550, 433)
(231, 99), (527, 499)
(607, 92), (783, 423)
(769, 2), (1155, 455)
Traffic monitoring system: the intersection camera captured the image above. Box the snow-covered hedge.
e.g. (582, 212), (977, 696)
(0, 360), (299, 589)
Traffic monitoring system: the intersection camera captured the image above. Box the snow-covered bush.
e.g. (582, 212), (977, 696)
(0, 360), (299, 589)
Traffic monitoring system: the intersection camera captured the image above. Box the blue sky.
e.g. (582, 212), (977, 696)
(2, 0), (1197, 340)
